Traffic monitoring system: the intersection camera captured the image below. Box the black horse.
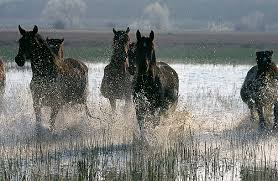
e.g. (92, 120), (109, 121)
(100, 27), (133, 112)
(241, 50), (278, 130)
(133, 30), (179, 130)
(15, 25), (93, 131)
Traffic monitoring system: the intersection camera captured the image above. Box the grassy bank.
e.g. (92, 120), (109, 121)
(1, 45), (271, 65)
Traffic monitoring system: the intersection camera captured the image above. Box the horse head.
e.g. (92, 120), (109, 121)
(15, 25), (39, 66)
(46, 37), (65, 59)
(136, 30), (156, 74)
(112, 27), (130, 73)
(256, 50), (278, 75)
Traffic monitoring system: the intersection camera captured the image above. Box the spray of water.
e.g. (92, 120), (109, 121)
(42, 0), (87, 29)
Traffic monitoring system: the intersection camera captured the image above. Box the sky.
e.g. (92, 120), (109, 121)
(0, 0), (278, 32)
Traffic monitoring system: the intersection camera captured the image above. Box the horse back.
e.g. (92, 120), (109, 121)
(55, 58), (89, 104)
(151, 61), (179, 107)
(157, 62), (179, 91)
(64, 58), (88, 76)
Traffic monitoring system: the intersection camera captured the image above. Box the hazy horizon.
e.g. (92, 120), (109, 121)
(0, 0), (278, 32)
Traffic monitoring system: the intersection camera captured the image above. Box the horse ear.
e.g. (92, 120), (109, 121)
(61, 38), (64, 43)
(150, 30), (154, 41)
(18, 25), (26, 35)
(126, 27), (130, 33)
(136, 30), (141, 41)
(270, 50), (274, 56)
(113, 28), (117, 34)
(256, 52), (259, 57)
(46, 37), (49, 41)
(33, 25), (38, 34)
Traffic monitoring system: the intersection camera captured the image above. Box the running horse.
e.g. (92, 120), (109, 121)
(100, 27), (132, 111)
(241, 50), (278, 130)
(15, 25), (93, 131)
(46, 38), (90, 76)
(133, 30), (179, 130)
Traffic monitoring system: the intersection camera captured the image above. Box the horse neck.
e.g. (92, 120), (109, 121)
(30, 43), (60, 78)
(136, 50), (157, 77)
(59, 46), (64, 59)
(136, 62), (157, 83)
(257, 62), (278, 79)
(111, 47), (126, 66)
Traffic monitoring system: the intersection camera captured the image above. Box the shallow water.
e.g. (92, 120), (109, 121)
(2, 63), (278, 180)
(1, 63), (250, 136)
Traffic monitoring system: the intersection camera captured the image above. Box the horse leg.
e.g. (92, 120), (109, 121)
(136, 110), (145, 131)
(257, 106), (266, 131)
(152, 116), (161, 128)
(109, 98), (116, 112)
(124, 93), (132, 113)
(49, 106), (59, 131)
(33, 100), (42, 133)
(273, 102), (278, 130)
(248, 101), (257, 122)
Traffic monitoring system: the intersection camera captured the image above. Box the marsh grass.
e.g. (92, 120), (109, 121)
(2, 45), (277, 64)
(1, 120), (278, 181)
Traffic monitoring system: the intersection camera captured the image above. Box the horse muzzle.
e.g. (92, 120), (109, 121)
(15, 55), (26, 67)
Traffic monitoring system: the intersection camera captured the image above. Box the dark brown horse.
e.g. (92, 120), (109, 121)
(15, 25), (93, 131)
(100, 27), (132, 111)
(133, 30), (179, 130)
(0, 59), (5, 106)
(241, 50), (278, 130)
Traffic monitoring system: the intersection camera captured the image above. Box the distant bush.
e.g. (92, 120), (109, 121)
(52, 20), (66, 30)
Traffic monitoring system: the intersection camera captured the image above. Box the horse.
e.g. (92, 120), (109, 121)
(46, 37), (64, 59)
(100, 27), (133, 112)
(240, 50), (278, 130)
(47, 37), (89, 73)
(15, 25), (93, 131)
(0, 58), (5, 107)
(133, 30), (179, 131)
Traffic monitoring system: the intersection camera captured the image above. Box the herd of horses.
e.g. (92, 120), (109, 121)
(0, 25), (277, 134)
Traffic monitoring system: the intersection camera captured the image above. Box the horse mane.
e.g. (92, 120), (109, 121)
(269, 62), (278, 74)
(0, 59), (5, 81)
(151, 50), (157, 65)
